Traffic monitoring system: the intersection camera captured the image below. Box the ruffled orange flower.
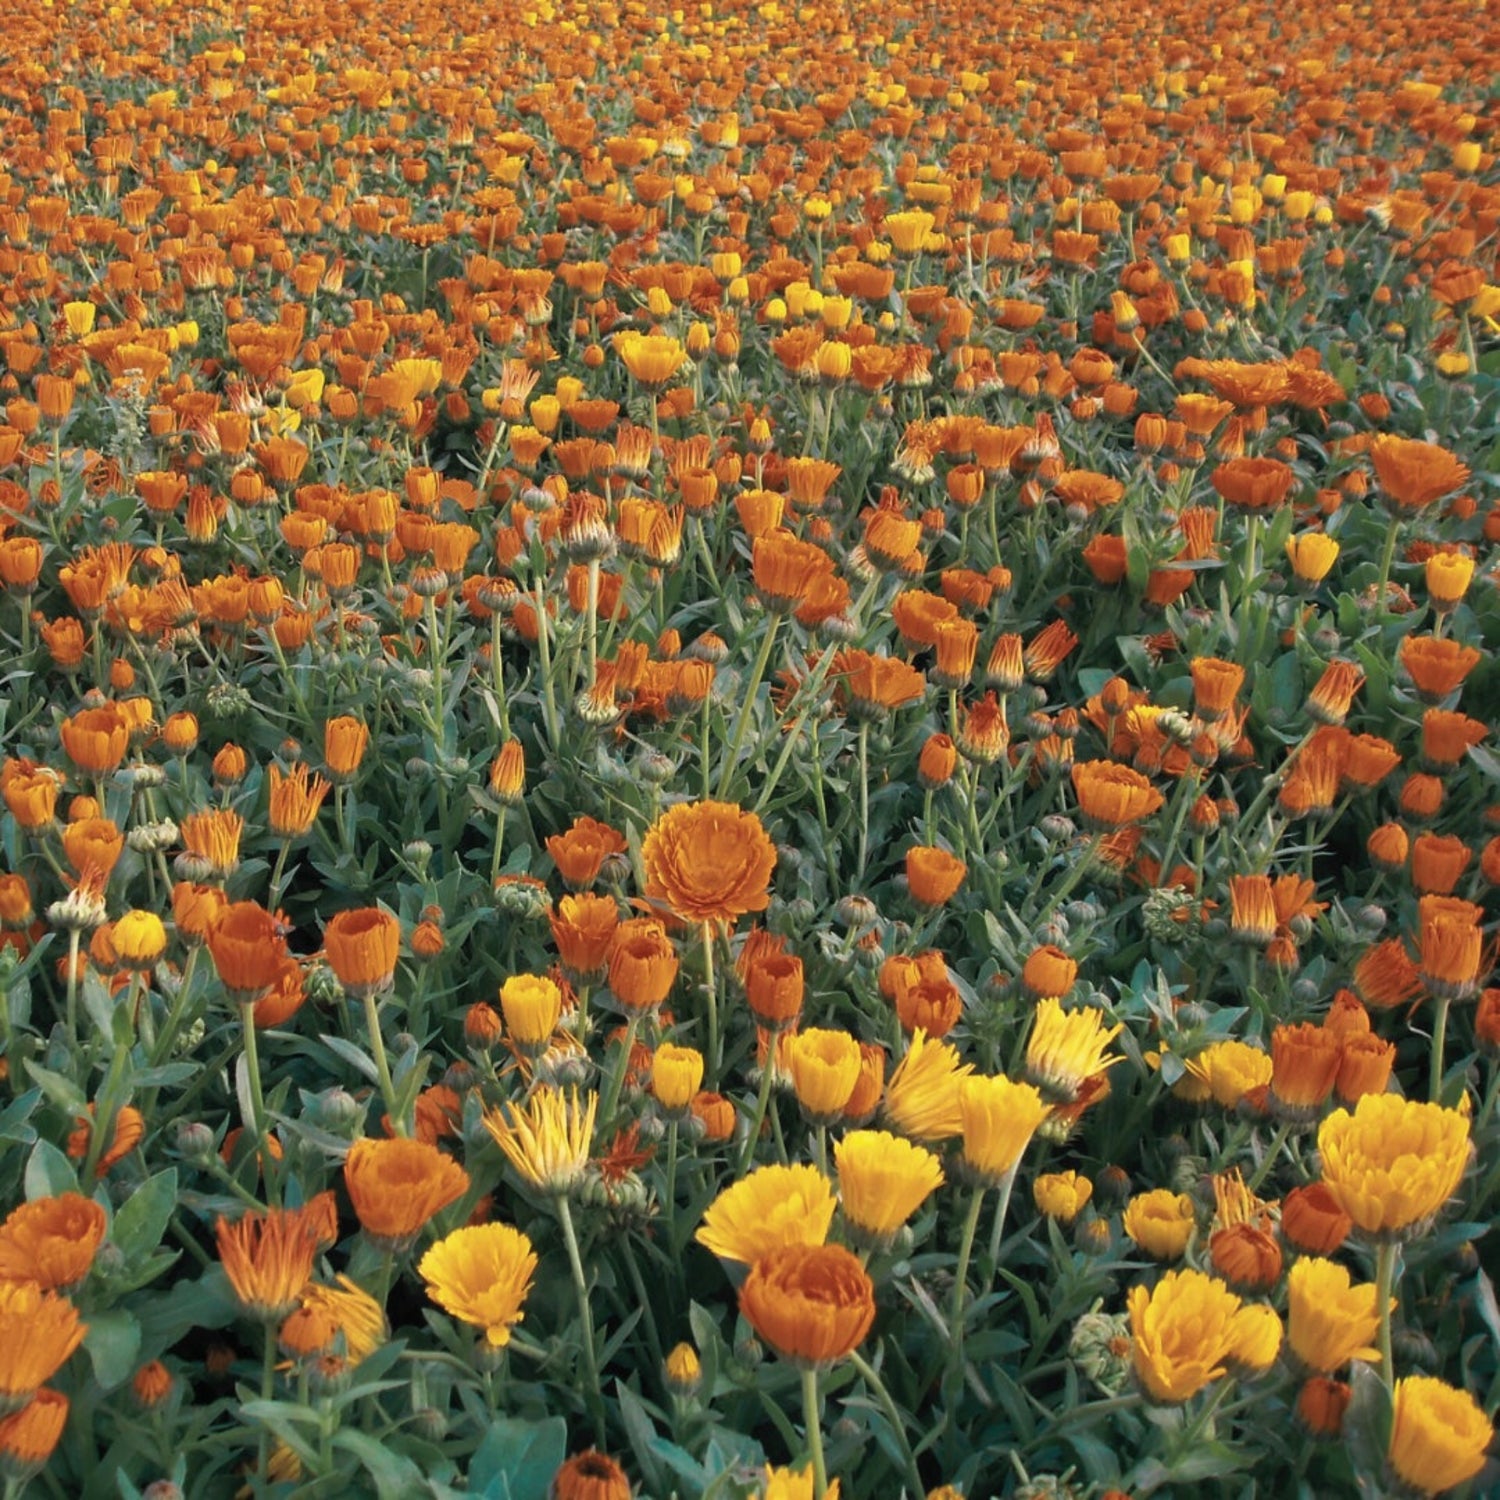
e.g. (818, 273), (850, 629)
(217, 1205), (323, 1323)
(1071, 761), (1164, 829)
(641, 800), (776, 926)
(323, 907), (401, 999)
(739, 1243), (875, 1368)
(0, 1194), (106, 1291)
(343, 1137), (470, 1252)
(1370, 435), (1470, 511)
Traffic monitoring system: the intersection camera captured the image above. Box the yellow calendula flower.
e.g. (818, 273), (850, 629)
(1024, 999), (1123, 1103)
(1387, 1376), (1493, 1496)
(1185, 1040), (1273, 1109)
(297, 1275), (388, 1365)
(1123, 1189), (1197, 1260)
(483, 1087), (597, 1195)
(763, 1463), (840, 1499)
(1034, 1170), (1092, 1224)
(786, 1028), (863, 1124)
(418, 1223), (537, 1348)
(1316, 1094), (1470, 1240)
(833, 1129), (943, 1247)
(956, 1075), (1050, 1187)
(695, 1163), (835, 1265)
(1129, 1267), (1276, 1403)
(1286, 1257), (1384, 1375)
(882, 1029), (972, 1143)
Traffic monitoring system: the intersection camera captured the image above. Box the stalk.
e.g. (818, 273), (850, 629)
(556, 1195), (606, 1444)
(361, 990), (404, 1136)
(715, 613), (783, 800)
(800, 1367), (828, 1499)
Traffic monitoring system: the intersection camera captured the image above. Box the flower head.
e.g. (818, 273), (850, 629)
(1024, 999), (1123, 1103)
(216, 1206), (322, 1323)
(0, 1193), (106, 1292)
(1317, 1094), (1469, 1240)
(834, 1129), (943, 1248)
(882, 1029), (972, 1142)
(1387, 1376), (1492, 1496)
(343, 1138), (470, 1251)
(739, 1243), (875, 1368)
(696, 1163), (836, 1264)
(956, 1075), (1050, 1186)
(1286, 1257), (1383, 1374)
(483, 1087), (597, 1195)
(323, 907), (401, 1000)
(1124, 1189), (1197, 1260)
(641, 800), (776, 926)
(1129, 1268), (1274, 1403)
(418, 1223), (537, 1347)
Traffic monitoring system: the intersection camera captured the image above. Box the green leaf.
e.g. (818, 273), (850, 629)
(84, 1308), (142, 1391)
(318, 1033), (381, 1084)
(333, 1429), (434, 1499)
(24, 1138), (79, 1199)
(0, 1089), (40, 1146)
(468, 1415), (566, 1500)
(111, 1168), (178, 1265)
(23, 1061), (86, 1113)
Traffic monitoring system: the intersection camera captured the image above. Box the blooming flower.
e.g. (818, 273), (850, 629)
(696, 1163), (836, 1264)
(418, 1223), (537, 1347)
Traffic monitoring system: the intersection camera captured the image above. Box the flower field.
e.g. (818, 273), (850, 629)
(0, 0), (1498, 1492)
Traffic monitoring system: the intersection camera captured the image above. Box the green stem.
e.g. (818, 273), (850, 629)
(701, 921), (720, 1087)
(584, 557), (601, 690)
(949, 1186), (987, 1373)
(855, 722), (871, 885)
(556, 1195), (606, 1444)
(1373, 509), (1402, 615)
(737, 1048), (778, 1176)
(1375, 1239), (1399, 1393)
(600, 1011), (641, 1128)
(981, 1164), (1019, 1298)
(533, 580), (561, 751)
(848, 1350), (924, 1500)
(490, 806), (508, 887)
(1429, 996), (1451, 1103)
(240, 999), (280, 1205)
(1246, 1118), (1293, 1194)
(361, 989), (404, 1136)
(801, 1366), (828, 1499)
(715, 612), (782, 800)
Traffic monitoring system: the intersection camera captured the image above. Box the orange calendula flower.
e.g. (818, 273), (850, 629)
(1416, 894), (1486, 1000)
(546, 815), (627, 889)
(553, 1449), (632, 1500)
(549, 893), (619, 981)
(268, 763), (331, 838)
(0, 1387), (69, 1480)
(739, 1243), (875, 1368)
(179, 808), (245, 880)
(0, 1194), (106, 1292)
(1370, 435), (1471, 511)
(0, 1281), (85, 1414)
(904, 846), (967, 906)
(67, 1104), (144, 1177)
(1071, 761), (1164, 829)
(1399, 635), (1482, 703)
(215, 1205), (322, 1322)
(641, 800), (776, 926)
(58, 704), (130, 775)
(323, 907), (401, 999)
(343, 1137), (470, 1252)
(751, 530), (835, 613)
(206, 902), (288, 1004)
(607, 917), (679, 1012)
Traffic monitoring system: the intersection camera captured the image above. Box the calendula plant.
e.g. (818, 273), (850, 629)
(0, 0), (1497, 1496)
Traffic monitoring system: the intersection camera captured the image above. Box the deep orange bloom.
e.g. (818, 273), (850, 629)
(550, 893), (620, 980)
(343, 1137), (470, 1251)
(0, 1283), (85, 1413)
(0, 1194), (106, 1291)
(546, 816), (627, 889)
(1417, 895), (1486, 1001)
(642, 801), (776, 926)
(206, 902), (290, 1004)
(1370, 435), (1470, 510)
(1190, 658), (1244, 721)
(324, 908), (401, 998)
(216, 1205), (322, 1321)
(752, 530), (835, 612)
(607, 917), (679, 1011)
(268, 763), (332, 839)
(739, 1243), (875, 1368)
(1071, 761), (1164, 829)
(0, 1387), (69, 1476)
(1399, 636), (1482, 702)
(59, 704), (130, 775)
(324, 716), (371, 781)
(1211, 457), (1294, 510)
(905, 846), (967, 906)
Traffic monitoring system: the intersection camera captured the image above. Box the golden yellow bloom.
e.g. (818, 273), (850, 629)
(665, 1341), (701, 1394)
(1123, 1189), (1197, 1260)
(1186, 1040), (1273, 1109)
(1316, 1094), (1470, 1239)
(296, 1276), (388, 1364)
(418, 1223), (537, 1347)
(1286, 1258), (1383, 1374)
(1129, 1268), (1274, 1403)
(764, 1463), (841, 1500)
(956, 1075), (1049, 1186)
(484, 1087), (597, 1195)
(882, 1029), (972, 1142)
(617, 331), (688, 388)
(1033, 1170), (1093, 1224)
(110, 910), (167, 971)
(1024, 999), (1123, 1103)
(1285, 532), (1339, 585)
(651, 1043), (704, 1113)
(696, 1163), (836, 1265)
(833, 1129), (943, 1247)
(786, 1028), (863, 1123)
(1387, 1376), (1493, 1496)
(498, 973), (563, 1051)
